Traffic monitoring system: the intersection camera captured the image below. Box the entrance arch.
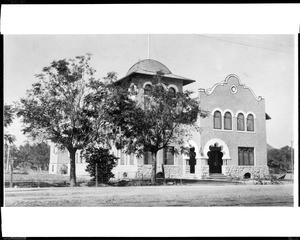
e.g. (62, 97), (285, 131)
(207, 143), (223, 173)
(203, 138), (231, 159)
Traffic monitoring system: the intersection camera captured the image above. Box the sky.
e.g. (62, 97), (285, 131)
(4, 34), (294, 149)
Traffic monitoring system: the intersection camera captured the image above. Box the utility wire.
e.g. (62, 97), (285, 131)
(198, 34), (294, 55)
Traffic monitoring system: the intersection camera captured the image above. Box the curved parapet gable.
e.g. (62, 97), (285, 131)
(203, 74), (263, 101)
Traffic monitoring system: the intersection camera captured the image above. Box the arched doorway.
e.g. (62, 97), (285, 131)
(207, 143), (223, 174)
(189, 147), (196, 173)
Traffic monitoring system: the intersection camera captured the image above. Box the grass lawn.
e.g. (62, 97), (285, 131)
(5, 183), (294, 207)
(4, 171), (91, 188)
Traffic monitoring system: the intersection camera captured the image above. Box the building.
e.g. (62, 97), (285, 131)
(49, 59), (270, 180)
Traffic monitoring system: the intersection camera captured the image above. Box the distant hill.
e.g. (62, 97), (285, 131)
(267, 143), (276, 151)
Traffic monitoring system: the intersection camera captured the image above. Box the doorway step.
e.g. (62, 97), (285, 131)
(206, 173), (230, 181)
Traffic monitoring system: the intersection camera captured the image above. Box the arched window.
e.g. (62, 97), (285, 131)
(237, 113), (245, 131)
(247, 114), (254, 132)
(224, 112), (232, 130)
(213, 111), (222, 129)
(168, 87), (176, 97)
(144, 84), (152, 96)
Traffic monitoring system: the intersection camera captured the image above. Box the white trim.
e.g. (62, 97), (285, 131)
(212, 108), (223, 130)
(157, 82), (167, 90)
(143, 81), (167, 91)
(167, 84), (178, 92)
(214, 128), (234, 133)
(203, 74), (263, 101)
(235, 110), (247, 117)
(235, 110), (246, 131)
(128, 83), (138, 94)
(223, 109), (234, 116)
(237, 130), (256, 134)
(246, 112), (256, 133)
(246, 111), (257, 119)
(211, 108), (223, 116)
(142, 81), (153, 89)
(202, 138), (231, 159)
(223, 109), (234, 131)
(183, 140), (200, 159)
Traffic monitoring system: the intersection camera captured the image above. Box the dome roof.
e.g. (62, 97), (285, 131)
(126, 59), (172, 76)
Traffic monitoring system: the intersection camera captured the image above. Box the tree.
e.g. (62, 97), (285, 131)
(17, 54), (110, 186)
(4, 104), (16, 144)
(4, 104), (16, 172)
(104, 73), (208, 184)
(280, 145), (294, 171)
(4, 104), (15, 127)
(16, 142), (50, 171)
(84, 146), (118, 184)
(267, 146), (294, 174)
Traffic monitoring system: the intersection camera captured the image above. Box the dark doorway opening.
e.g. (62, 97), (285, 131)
(207, 144), (223, 174)
(189, 147), (196, 173)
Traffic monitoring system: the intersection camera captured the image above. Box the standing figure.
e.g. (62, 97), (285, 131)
(189, 147), (196, 173)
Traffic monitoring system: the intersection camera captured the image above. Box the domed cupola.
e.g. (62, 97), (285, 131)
(126, 59), (172, 76)
(117, 59), (195, 86)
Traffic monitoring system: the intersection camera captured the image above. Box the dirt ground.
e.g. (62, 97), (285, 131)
(4, 182), (293, 207)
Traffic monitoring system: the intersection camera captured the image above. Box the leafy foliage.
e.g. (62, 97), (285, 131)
(4, 104), (16, 145)
(267, 146), (294, 174)
(84, 146), (118, 184)
(104, 73), (208, 184)
(16, 54), (112, 186)
(10, 142), (50, 171)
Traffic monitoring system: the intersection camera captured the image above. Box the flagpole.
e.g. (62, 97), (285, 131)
(148, 34), (150, 59)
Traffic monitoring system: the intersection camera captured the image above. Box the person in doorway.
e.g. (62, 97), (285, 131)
(189, 147), (196, 173)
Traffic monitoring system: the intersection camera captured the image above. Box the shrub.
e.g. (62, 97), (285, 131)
(84, 146), (118, 184)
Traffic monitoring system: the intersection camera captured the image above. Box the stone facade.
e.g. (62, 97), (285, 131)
(164, 166), (183, 179)
(223, 166), (269, 179)
(137, 165), (152, 179)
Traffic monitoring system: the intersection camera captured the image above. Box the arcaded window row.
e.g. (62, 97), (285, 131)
(213, 111), (254, 132)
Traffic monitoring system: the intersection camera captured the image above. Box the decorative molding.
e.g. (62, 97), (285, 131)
(202, 138), (231, 159)
(223, 108), (234, 117)
(211, 108), (223, 116)
(143, 81), (167, 90)
(167, 84), (179, 92)
(204, 74), (263, 101)
(142, 81), (153, 89)
(235, 110), (247, 117)
(245, 111), (257, 119)
(157, 82), (167, 90)
(183, 140), (200, 159)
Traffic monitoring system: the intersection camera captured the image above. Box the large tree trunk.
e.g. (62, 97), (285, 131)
(68, 148), (77, 187)
(150, 152), (157, 185)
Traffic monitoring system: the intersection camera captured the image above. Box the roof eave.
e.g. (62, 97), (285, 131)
(116, 72), (195, 86)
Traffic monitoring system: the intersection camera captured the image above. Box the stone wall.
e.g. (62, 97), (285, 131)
(137, 165), (183, 179)
(224, 165), (269, 179)
(184, 165), (190, 175)
(164, 166), (182, 178)
(199, 165), (209, 178)
(137, 165), (152, 179)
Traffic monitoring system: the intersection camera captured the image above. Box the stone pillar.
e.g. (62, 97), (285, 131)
(200, 157), (209, 178)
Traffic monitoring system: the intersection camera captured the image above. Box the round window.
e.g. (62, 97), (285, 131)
(230, 85), (237, 94)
